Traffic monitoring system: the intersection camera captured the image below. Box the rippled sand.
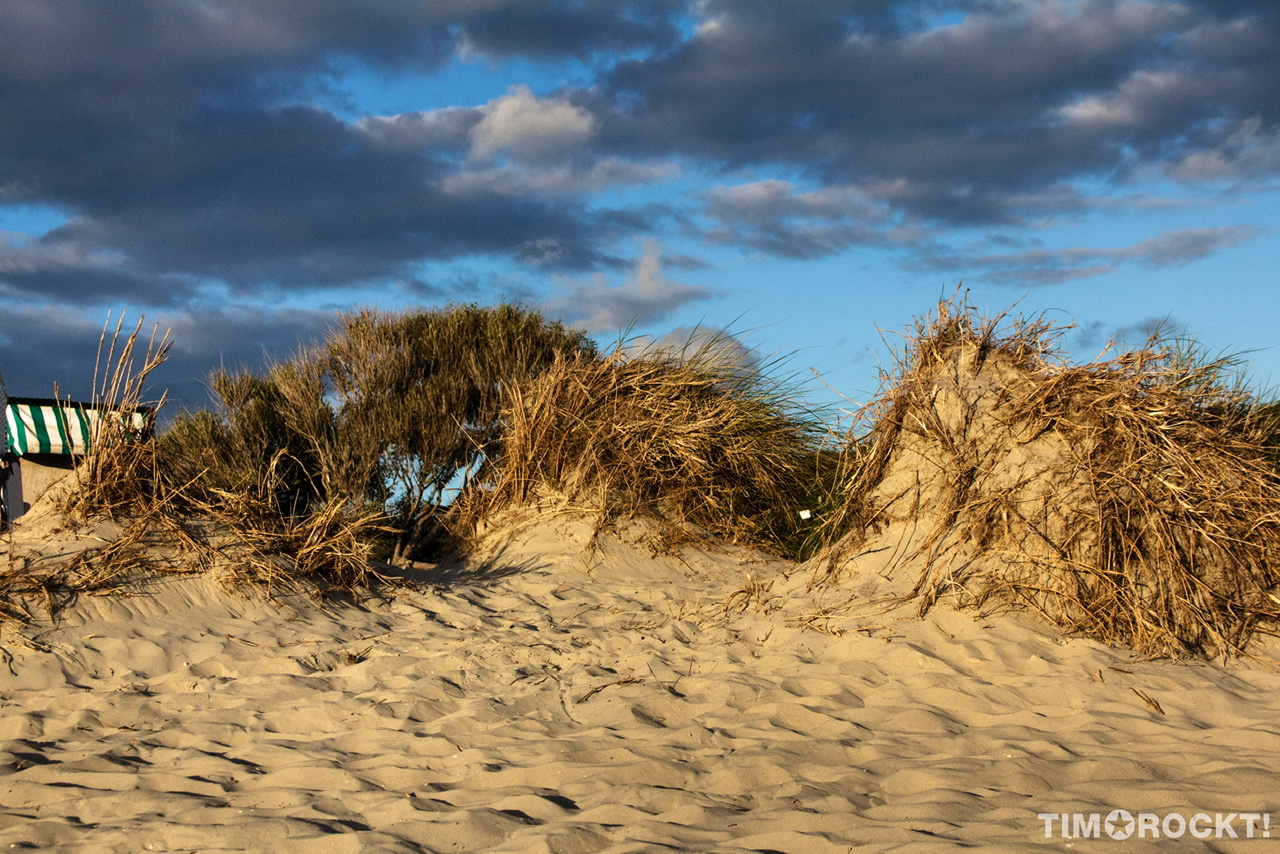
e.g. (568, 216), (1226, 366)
(3, 515), (1279, 852)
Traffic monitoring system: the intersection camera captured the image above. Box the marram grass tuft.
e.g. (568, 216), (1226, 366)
(816, 297), (1280, 659)
(454, 342), (830, 558)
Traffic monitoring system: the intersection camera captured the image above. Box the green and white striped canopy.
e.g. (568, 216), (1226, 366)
(5, 398), (149, 457)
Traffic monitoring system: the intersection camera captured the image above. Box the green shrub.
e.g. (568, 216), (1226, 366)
(160, 304), (595, 564)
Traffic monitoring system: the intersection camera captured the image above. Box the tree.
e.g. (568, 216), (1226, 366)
(162, 304), (594, 564)
(321, 304), (595, 562)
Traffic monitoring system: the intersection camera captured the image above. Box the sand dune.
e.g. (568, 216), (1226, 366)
(3, 512), (1280, 852)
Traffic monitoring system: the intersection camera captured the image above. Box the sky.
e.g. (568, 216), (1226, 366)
(1, 0), (1278, 422)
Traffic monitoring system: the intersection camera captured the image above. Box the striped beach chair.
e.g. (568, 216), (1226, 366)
(5, 397), (116, 457)
(1, 394), (152, 522)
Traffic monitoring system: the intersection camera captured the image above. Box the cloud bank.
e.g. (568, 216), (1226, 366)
(0, 1), (1276, 399)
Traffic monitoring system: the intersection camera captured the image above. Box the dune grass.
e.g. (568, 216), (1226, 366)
(452, 339), (831, 558)
(8, 299), (1280, 661)
(816, 298), (1280, 658)
(2, 316), (203, 624)
(56, 315), (171, 522)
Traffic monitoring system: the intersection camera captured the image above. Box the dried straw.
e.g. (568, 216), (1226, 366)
(454, 343), (826, 556)
(818, 298), (1280, 658)
(59, 314), (172, 521)
(199, 464), (391, 596)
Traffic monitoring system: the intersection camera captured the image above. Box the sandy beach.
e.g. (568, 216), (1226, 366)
(7, 1), (1280, 849)
(4, 511), (1280, 853)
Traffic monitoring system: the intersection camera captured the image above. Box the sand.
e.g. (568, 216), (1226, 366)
(4, 511), (1280, 853)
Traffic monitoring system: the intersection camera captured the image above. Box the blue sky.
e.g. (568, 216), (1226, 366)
(1, 0), (1278, 418)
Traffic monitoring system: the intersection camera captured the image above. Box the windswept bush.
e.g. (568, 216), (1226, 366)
(325, 304), (596, 561)
(5, 304), (594, 619)
(816, 298), (1280, 658)
(156, 358), (394, 594)
(161, 370), (321, 504)
(161, 304), (595, 564)
(454, 342), (828, 557)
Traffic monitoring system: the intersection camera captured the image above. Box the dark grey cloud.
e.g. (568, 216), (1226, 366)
(6, 0), (1276, 287)
(0, 266), (198, 308)
(4, 93), (622, 297)
(0, 228), (199, 306)
(1070, 315), (1187, 355)
(595, 0), (1280, 229)
(457, 0), (685, 58)
(702, 179), (926, 258)
(0, 1), (687, 309)
(1, 0), (1277, 409)
(0, 303), (335, 412)
(908, 225), (1264, 287)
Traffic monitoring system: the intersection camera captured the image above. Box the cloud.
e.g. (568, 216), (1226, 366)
(1130, 226), (1265, 268)
(1055, 70), (1197, 131)
(909, 225), (1265, 286)
(702, 179), (926, 257)
(1169, 116), (1280, 182)
(595, 0), (1280, 223)
(625, 324), (762, 377)
(1, 0), (1278, 395)
(6, 1), (1279, 283)
(357, 106), (480, 150)
(469, 86), (598, 163)
(1071, 315), (1187, 355)
(543, 240), (717, 333)
(0, 99), (626, 302)
(454, 0), (683, 58)
(0, 227), (200, 306)
(0, 2), (683, 307)
(706, 180), (887, 224)
(445, 158), (679, 197)
(0, 303), (336, 411)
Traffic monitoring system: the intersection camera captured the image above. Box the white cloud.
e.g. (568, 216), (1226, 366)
(1055, 70), (1190, 129)
(703, 180), (922, 258)
(443, 158), (679, 197)
(910, 225), (1264, 286)
(706, 180), (885, 224)
(355, 106), (477, 149)
(357, 86), (601, 165)
(0, 227), (127, 273)
(543, 240), (715, 333)
(1129, 225), (1263, 268)
(469, 85), (597, 163)
(625, 324), (759, 377)
(1171, 116), (1280, 182)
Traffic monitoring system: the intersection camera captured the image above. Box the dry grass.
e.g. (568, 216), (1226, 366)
(0, 493), (212, 626)
(0, 315), (204, 624)
(57, 315), (171, 522)
(1, 315), (395, 628)
(194, 455), (391, 595)
(817, 297), (1280, 658)
(454, 343), (827, 557)
(160, 305), (594, 564)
